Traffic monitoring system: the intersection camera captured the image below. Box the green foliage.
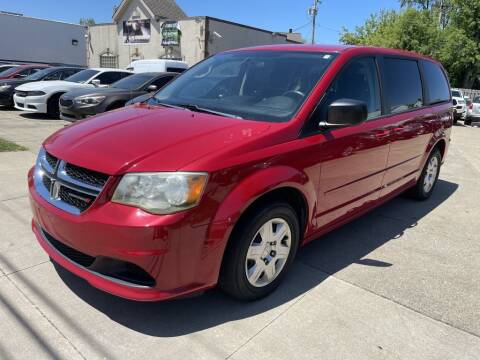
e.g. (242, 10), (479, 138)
(0, 138), (27, 152)
(79, 18), (96, 26)
(340, 0), (480, 88)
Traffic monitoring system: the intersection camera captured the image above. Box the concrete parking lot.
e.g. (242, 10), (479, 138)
(0, 109), (479, 360)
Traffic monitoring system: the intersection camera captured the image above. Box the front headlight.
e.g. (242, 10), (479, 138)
(112, 172), (208, 214)
(74, 95), (106, 105)
(0, 85), (12, 91)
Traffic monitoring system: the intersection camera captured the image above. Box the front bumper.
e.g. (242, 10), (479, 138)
(0, 90), (14, 106)
(14, 94), (48, 113)
(59, 102), (103, 121)
(28, 168), (218, 301)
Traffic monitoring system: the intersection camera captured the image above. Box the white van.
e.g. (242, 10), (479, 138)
(126, 59), (188, 74)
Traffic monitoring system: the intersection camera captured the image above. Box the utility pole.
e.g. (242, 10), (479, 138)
(309, 0), (321, 44)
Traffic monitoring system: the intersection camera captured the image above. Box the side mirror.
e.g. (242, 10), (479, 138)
(91, 79), (101, 87)
(14, 73), (27, 79)
(147, 84), (158, 92)
(323, 98), (368, 127)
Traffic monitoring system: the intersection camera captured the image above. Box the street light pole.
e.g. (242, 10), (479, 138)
(309, 0), (321, 44)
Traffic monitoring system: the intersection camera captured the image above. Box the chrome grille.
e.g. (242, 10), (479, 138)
(34, 148), (109, 215)
(65, 163), (109, 188)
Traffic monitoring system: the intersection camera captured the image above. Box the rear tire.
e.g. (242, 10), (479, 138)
(47, 93), (62, 119)
(219, 202), (300, 301)
(408, 148), (442, 201)
(465, 118), (472, 126)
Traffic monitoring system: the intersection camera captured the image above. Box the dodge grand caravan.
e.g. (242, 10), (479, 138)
(28, 45), (452, 301)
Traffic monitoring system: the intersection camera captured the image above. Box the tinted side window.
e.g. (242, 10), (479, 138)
(166, 67), (186, 73)
(317, 57), (381, 123)
(44, 71), (62, 81)
(150, 76), (174, 90)
(383, 58), (423, 114)
(60, 69), (80, 80)
(95, 72), (125, 85)
(421, 61), (450, 105)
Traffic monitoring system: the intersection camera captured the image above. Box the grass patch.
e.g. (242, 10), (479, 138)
(0, 138), (27, 152)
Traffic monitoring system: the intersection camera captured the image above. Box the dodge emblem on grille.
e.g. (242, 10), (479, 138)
(50, 180), (61, 199)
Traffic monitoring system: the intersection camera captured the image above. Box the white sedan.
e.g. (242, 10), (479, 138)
(14, 68), (132, 118)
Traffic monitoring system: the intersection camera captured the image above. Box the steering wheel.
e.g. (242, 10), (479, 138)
(282, 90), (306, 99)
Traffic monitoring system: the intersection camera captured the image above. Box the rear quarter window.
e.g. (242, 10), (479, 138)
(383, 58), (423, 114)
(422, 60), (450, 105)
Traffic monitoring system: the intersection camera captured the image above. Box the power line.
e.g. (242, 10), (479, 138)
(292, 20), (312, 32)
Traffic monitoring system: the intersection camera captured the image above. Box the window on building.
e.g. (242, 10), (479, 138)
(100, 53), (118, 68)
(383, 58), (423, 114)
(422, 60), (450, 105)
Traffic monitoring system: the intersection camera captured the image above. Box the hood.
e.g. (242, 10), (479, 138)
(0, 79), (30, 87)
(44, 105), (272, 175)
(62, 87), (142, 100)
(16, 80), (92, 92)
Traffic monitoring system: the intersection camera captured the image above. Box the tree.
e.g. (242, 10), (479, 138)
(79, 18), (96, 26)
(340, 0), (480, 88)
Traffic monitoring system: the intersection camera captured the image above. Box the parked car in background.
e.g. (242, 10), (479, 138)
(0, 64), (19, 74)
(126, 59), (188, 73)
(0, 64), (50, 81)
(14, 68), (132, 118)
(0, 67), (83, 108)
(29, 45), (451, 302)
(125, 93), (152, 106)
(451, 89), (466, 124)
(59, 72), (176, 121)
(465, 96), (480, 125)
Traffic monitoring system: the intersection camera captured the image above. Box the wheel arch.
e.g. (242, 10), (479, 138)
(204, 165), (316, 284)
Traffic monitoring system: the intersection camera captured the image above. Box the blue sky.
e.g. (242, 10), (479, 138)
(0, 0), (400, 43)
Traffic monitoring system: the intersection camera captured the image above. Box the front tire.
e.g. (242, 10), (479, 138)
(47, 93), (62, 119)
(409, 148), (442, 200)
(219, 203), (300, 301)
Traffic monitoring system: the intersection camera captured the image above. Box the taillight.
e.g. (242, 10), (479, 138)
(469, 103), (473, 110)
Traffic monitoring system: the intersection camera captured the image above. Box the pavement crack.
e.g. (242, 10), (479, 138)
(0, 194), (28, 203)
(224, 290), (312, 359)
(297, 259), (480, 341)
(0, 266), (87, 360)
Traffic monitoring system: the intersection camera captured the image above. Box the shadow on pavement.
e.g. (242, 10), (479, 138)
(53, 179), (458, 337)
(19, 113), (58, 121)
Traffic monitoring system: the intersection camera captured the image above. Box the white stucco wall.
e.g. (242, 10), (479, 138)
(0, 13), (87, 66)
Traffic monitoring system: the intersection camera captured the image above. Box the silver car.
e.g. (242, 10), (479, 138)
(466, 96), (480, 126)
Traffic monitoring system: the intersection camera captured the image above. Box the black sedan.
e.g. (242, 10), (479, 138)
(59, 72), (177, 121)
(0, 67), (83, 108)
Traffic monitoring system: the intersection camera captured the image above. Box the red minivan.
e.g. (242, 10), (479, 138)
(28, 45), (452, 301)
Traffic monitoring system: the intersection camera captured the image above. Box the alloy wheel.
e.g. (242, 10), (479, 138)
(245, 218), (292, 288)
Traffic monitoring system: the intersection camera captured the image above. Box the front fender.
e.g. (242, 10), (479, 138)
(202, 165), (317, 282)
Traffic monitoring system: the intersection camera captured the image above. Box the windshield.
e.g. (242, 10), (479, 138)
(112, 73), (155, 90)
(25, 68), (54, 81)
(451, 90), (462, 97)
(65, 69), (99, 83)
(154, 51), (337, 122)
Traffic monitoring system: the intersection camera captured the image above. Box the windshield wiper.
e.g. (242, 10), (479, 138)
(176, 103), (243, 119)
(148, 100), (242, 119)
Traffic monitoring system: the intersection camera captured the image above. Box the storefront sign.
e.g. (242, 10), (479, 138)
(162, 21), (181, 46)
(123, 19), (151, 44)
